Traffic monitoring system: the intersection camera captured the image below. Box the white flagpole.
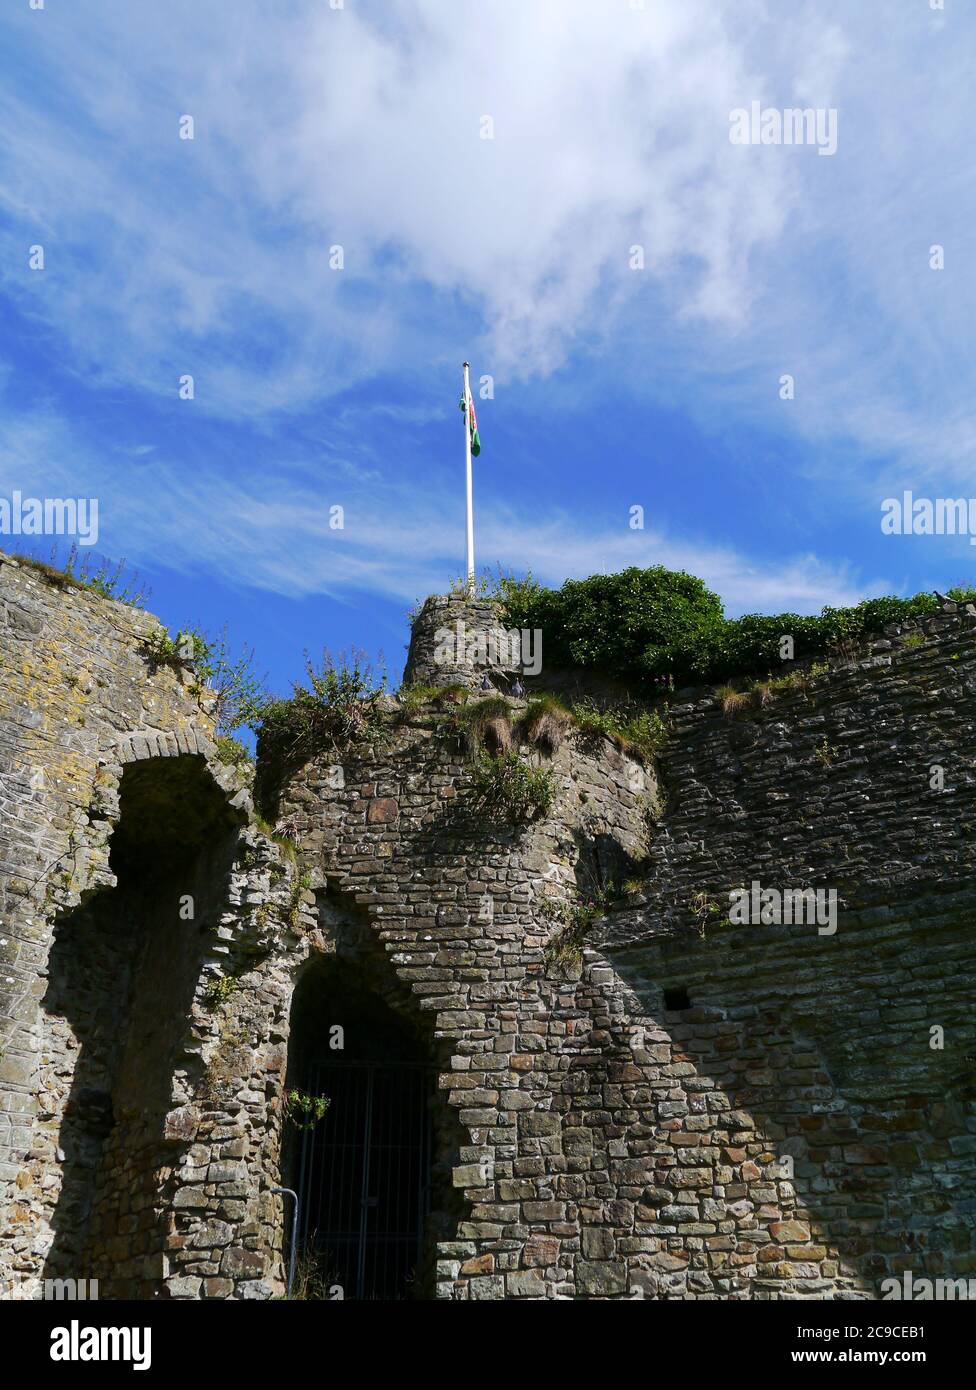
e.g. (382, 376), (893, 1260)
(463, 360), (475, 595)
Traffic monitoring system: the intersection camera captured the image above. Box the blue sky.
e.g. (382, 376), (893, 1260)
(1, 0), (973, 703)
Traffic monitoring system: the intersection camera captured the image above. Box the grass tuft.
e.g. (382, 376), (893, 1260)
(717, 683), (750, 715)
(454, 696), (515, 755)
(523, 693), (573, 755)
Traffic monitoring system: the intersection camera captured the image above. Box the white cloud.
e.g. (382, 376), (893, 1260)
(1, 0), (974, 590)
(0, 0), (799, 406)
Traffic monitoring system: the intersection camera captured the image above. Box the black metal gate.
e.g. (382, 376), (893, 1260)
(295, 1058), (433, 1300)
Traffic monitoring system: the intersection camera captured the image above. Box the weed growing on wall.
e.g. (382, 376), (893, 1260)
(258, 648), (387, 763)
(215, 735), (253, 769)
(287, 870), (313, 932)
(569, 700), (668, 759)
(688, 889), (728, 938)
(469, 750), (554, 824)
(202, 975), (238, 1008)
(5, 543), (150, 607)
(140, 624), (266, 734)
(286, 1090), (331, 1131)
(541, 886), (623, 972)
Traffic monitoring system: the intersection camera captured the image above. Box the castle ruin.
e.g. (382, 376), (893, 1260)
(1, 557), (974, 1300)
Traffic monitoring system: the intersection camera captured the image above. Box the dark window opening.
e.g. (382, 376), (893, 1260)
(664, 985), (691, 1011)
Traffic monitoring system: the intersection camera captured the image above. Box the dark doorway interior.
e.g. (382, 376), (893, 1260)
(41, 755), (243, 1296)
(286, 961), (436, 1300)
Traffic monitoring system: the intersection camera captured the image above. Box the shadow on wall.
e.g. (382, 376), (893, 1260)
(40, 756), (243, 1297)
(604, 922), (975, 1299)
(573, 824), (642, 900)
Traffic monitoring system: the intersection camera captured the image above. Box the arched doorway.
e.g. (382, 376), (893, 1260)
(284, 958), (442, 1300)
(40, 754), (243, 1296)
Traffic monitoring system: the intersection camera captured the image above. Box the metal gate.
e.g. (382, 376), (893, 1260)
(295, 1058), (434, 1300)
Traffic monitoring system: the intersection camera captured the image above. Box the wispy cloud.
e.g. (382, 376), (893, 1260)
(0, 403), (887, 616)
(0, 0), (973, 621)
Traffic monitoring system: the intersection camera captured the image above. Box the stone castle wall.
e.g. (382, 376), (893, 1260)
(270, 697), (652, 1299)
(1, 561), (973, 1299)
(0, 553), (312, 1299)
(586, 601), (976, 1296)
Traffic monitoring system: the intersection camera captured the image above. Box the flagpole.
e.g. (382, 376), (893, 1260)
(463, 360), (475, 595)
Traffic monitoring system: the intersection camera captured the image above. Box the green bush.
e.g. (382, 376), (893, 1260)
(469, 750), (554, 824)
(496, 565), (724, 681)
(493, 565), (976, 687)
(258, 648), (387, 763)
(708, 596), (947, 679)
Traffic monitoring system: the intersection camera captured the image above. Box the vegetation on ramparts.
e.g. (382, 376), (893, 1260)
(492, 565), (976, 687)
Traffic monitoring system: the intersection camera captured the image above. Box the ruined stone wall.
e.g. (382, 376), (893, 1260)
(271, 702), (652, 1299)
(404, 593), (525, 691)
(2, 565), (973, 1301)
(0, 553), (310, 1299)
(265, 598), (975, 1300)
(583, 601), (976, 1297)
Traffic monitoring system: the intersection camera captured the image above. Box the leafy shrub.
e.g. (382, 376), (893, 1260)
(708, 597), (947, 679)
(258, 648), (387, 763)
(141, 627), (209, 670)
(469, 750), (554, 824)
(496, 565), (724, 682)
(494, 565), (976, 688)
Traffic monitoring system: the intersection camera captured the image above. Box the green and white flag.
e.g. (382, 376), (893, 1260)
(460, 385), (481, 457)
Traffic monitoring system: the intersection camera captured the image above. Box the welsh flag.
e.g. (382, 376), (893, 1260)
(460, 387), (481, 457)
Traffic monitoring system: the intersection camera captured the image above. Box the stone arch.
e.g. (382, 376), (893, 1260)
(37, 748), (248, 1297)
(278, 897), (465, 1300)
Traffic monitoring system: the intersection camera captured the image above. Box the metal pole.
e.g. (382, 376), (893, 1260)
(463, 361), (475, 595)
(269, 1186), (299, 1299)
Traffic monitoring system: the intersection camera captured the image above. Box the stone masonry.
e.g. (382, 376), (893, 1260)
(1, 552), (973, 1299)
